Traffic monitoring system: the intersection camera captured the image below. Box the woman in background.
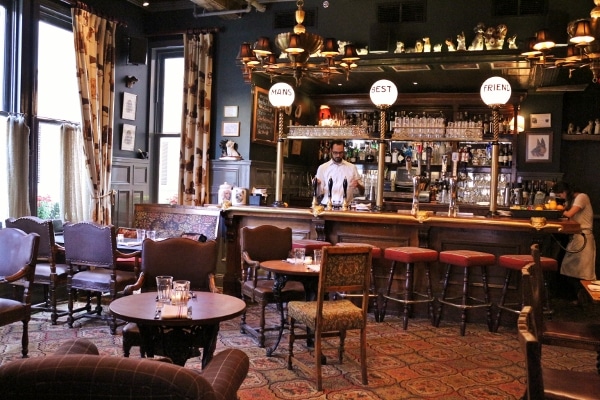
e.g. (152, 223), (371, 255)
(554, 181), (596, 304)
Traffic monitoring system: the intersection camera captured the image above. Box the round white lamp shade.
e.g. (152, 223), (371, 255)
(369, 79), (398, 106)
(480, 76), (512, 106)
(268, 82), (295, 107)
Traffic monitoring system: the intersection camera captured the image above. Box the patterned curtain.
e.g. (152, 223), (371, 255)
(72, 6), (116, 224)
(179, 33), (213, 206)
(6, 115), (31, 217)
(60, 123), (90, 222)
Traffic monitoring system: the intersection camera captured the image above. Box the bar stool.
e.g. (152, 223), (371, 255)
(435, 250), (495, 336)
(493, 253), (558, 332)
(335, 242), (383, 321)
(380, 247), (439, 329)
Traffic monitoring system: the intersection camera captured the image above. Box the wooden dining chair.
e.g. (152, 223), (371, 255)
(518, 305), (600, 399)
(121, 238), (219, 358)
(522, 243), (600, 374)
(287, 245), (372, 391)
(63, 222), (140, 334)
(240, 225), (305, 348)
(5, 216), (69, 325)
(0, 228), (40, 357)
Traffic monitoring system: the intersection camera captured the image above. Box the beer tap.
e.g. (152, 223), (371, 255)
(411, 175), (420, 216)
(311, 177), (319, 210)
(326, 177), (333, 210)
(342, 177), (349, 211)
(448, 177), (458, 217)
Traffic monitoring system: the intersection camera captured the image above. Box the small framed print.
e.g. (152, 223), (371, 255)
(224, 105), (238, 118)
(530, 113), (551, 128)
(121, 124), (136, 151)
(222, 121), (240, 137)
(525, 131), (552, 163)
(122, 92), (137, 120)
(291, 139), (302, 155)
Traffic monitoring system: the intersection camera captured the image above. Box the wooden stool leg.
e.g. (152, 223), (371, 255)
(494, 269), (513, 332)
(380, 261), (397, 322)
(481, 266), (492, 332)
(460, 267), (469, 336)
(435, 264), (452, 327)
(403, 263), (413, 330)
(425, 265), (434, 326)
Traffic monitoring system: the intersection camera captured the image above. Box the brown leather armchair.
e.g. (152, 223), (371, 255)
(0, 227), (40, 357)
(0, 338), (249, 400)
(5, 216), (68, 325)
(121, 238), (219, 357)
(240, 225), (305, 348)
(63, 222), (140, 334)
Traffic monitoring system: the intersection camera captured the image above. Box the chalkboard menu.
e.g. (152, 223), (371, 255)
(251, 86), (276, 146)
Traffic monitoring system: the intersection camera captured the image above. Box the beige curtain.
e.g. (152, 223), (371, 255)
(6, 115), (31, 217)
(72, 6), (116, 224)
(60, 123), (90, 222)
(179, 33), (213, 206)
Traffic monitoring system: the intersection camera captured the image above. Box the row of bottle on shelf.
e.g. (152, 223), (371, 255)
(317, 139), (513, 168)
(319, 109), (516, 136)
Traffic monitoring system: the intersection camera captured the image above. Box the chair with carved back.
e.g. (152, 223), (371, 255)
(287, 245), (372, 391)
(240, 225), (305, 348)
(518, 305), (600, 399)
(0, 228), (40, 357)
(121, 238), (220, 358)
(522, 243), (600, 374)
(63, 222), (140, 334)
(5, 216), (69, 325)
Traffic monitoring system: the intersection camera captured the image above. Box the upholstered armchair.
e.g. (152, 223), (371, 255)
(0, 338), (249, 400)
(5, 216), (68, 324)
(0, 228), (40, 357)
(121, 238), (219, 357)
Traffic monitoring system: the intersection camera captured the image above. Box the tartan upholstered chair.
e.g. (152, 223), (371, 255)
(6, 216), (68, 325)
(0, 338), (249, 400)
(0, 228), (40, 358)
(287, 245), (372, 391)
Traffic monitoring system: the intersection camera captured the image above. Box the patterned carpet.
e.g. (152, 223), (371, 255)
(0, 300), (597, 399)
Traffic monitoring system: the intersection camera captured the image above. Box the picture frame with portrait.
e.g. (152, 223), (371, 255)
(122, 92), (137, 121)
(121, 124), (136, 151)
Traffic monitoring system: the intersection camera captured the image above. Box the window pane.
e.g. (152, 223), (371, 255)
(161, 57), (184, 133)
(157, 136), (180, 204)
(0, 6), (5, 110)
(37, 122), (62, 220)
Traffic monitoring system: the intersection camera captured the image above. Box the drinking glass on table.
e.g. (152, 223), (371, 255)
(136, 229), (146, 242)
(295, 248), (306, 264)
(156, 275), (173, 303)
(146, 230), (156, 240)
(314, 249), (323, 265)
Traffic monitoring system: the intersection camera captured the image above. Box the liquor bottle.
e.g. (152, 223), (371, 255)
(507, 144), (513, 167)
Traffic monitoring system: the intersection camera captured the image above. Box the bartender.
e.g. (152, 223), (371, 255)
(315, 140), (364, 206)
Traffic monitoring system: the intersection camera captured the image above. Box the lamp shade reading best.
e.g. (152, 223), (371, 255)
(369, 79), (398, 107)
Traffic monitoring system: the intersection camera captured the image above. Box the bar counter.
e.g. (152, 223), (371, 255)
(222, 205), (579, 322)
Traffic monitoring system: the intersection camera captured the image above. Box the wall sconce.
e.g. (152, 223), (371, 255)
(125, 75), (139, 88)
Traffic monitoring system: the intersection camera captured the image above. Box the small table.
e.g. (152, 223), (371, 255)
(259, 260), (319, 356)
(110, 292), (246, 367)
(580, 280), (600, 303)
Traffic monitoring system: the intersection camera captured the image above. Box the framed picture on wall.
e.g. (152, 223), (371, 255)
(121, 124), (136, 151)
(222, 121), (240, 137)
(122, 92), (137, 120)
(525, 131), (552, 163)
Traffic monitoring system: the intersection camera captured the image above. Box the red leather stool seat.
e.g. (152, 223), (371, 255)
(436, 250), (495, 336)
(439, 250), (496, 268)
(385, 247), (438, 264)
(292, 239), (331, 254)
(494, 253), (558, 332)
(498, 254), (558, 271)
(381, 247), (438, 328)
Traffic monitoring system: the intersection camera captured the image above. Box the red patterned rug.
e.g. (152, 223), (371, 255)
(0, 302), (596, 399)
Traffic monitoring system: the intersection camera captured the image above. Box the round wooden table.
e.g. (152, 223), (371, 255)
(259, 260), (320, 355)
(110, 292), (246, 366)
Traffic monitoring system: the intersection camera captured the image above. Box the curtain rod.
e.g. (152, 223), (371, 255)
(146, 27), (221, 37)
(0, 110), (26, 117)
(36, 115), (81, 127)
(60, 0), (127, 28)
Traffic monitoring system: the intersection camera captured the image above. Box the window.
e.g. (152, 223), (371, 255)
(0, 3), (8, 220)
(36, 10), (87, 221)
(154, 48), (183, 204)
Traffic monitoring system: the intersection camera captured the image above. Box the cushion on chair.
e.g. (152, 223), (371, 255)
(34, 263), (68, 283)
(498, 254), (558, 271)
(384, 247), (438, 264)
(439, 250), (495, 267)
(288, 299), (364, 332)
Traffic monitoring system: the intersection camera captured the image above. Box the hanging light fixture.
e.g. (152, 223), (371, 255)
(238, 0), (359, 86)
